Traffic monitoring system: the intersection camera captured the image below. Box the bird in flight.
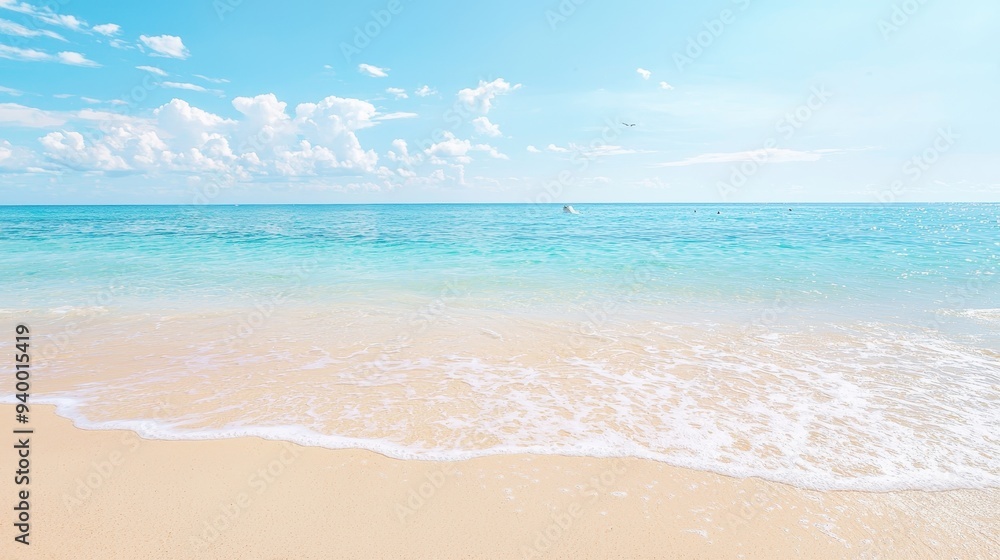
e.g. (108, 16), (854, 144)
(622, 122), (637, 127)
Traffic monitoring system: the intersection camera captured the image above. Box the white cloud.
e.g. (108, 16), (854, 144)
(425, 131), (507, 163)
(162, 81), (210, 93)
(0, 17), (65, 40)
(3, 93), (395, 179)
(471, 116), (502, 137)
(0, 85), (22, 96)
(654, 148), (848, 167)
(573, 144), (652, 158)
(194, 74), (229, 84)
(637, 68), (651, 80)
(92, 23), (120, 36)
(526, 145), (540, 153)
(457, 78), (521, 114)
(374, 111), (418, 121)
(387, 139), (422, 166)
(546, 144), (570, 153)
(415, 85), (436, 97)
(0, 44), (51, 62)
(659, 81), (674, 90)
(136, 65), (167, 76)
(0, 102), (68, 127)
(386, 87), (408, 99)
(42, 13), (83, 30)
(358, 63), (388, 78)
(139, 34), (189, 59)
(80, 97), (101, 104)
(0, 45), (98, 66)
(57, 51), (99, 67)
(0, 1), (85, 30)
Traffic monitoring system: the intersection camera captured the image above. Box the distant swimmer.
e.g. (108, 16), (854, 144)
(563, 205), (580, 214)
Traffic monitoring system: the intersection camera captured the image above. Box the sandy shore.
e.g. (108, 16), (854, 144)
(2, 405), (997, 559)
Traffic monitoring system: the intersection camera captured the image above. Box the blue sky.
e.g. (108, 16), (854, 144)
(0, 0), (997, 203)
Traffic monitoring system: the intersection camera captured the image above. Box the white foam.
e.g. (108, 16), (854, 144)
(12, 322), (1000, 493)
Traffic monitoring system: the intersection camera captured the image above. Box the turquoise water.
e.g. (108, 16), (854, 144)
(2, 204), (999, 491)
(4, 203), (999, 324)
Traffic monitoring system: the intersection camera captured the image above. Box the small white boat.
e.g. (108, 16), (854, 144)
(563, 205), (580, 214)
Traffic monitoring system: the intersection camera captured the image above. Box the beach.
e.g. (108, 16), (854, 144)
(2, 204), (999, 558)
(5, 405), (998, 559)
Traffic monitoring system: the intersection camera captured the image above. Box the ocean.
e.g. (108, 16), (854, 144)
(2, 203), (999, 491)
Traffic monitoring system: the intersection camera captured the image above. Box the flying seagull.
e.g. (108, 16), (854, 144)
(622, 122), (637, 127)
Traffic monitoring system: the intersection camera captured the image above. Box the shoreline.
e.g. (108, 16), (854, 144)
(4, 405), (997, 559)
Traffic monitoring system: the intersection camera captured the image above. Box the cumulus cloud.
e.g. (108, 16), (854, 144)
(471, 116), (502, 137)
(526, 145), (540, 153)
(546, 144), (569, 153)
(387, 139), (422, 166)
(92, 23), (120, 36)
(424, 131), (507, 163)
(136, 65), (167, 76)
(659, 81), (674, 90)
(0, 17), (65, 40)
(637, 68), (651, 80)
(358, 63), (388, 78)
(139, 34), (189, 59)
(16, 93), (383, 179)
(457, 78), (520, 114)
(414, 85), (436, 97)
(386, 87), (408, 99)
